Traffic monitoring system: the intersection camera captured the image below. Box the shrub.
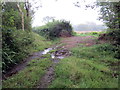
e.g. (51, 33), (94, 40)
(2, 27), (34, 73)
(107, 29), (120, 45)
(90, 32), (98, 35)
(33, 20), (73, 40)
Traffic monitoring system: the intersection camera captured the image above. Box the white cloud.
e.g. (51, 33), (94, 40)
(31, 0), (103, 27)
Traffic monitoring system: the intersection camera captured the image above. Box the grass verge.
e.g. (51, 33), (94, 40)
(75, 32), (105, 37)
(2, 55), (52, 88)
(31, 32), (52, 52)
(49, 43), (119, 88)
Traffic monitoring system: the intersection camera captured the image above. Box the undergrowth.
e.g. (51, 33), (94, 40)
(2, 28), (52, 73)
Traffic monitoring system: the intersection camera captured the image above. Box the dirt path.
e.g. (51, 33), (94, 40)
(36, 59), (59, 88)
(60, 36), (97, 49)
(3, 51), (44, 79)
(36, 36), (97, 88)
(3, 36), (98, 88)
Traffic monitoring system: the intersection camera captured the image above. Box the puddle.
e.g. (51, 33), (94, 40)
(42, 48), (53, 55)
(57, 56), (64, 59)
(51, 54), (55, 59)
(41, 47), (67, 59)
(3, 46), (69, 80)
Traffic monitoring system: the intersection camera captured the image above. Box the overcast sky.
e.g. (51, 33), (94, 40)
(30, 0), (104, 27)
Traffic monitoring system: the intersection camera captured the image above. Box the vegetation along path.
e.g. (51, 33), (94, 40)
(36, 36), (98, 88)
(3, 35), (119, 88)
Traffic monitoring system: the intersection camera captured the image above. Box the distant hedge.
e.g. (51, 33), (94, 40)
(33, 20), (73, 40)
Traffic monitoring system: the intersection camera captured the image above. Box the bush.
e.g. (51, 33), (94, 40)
(90, 32), (98, 35)
(106, 29), (120, 59)
(107, 29), (120, 45)
(2, 27), (34, 73)
(33, 20), (73, 40)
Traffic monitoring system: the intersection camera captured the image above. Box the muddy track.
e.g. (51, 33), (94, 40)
(36, 59), (59, 88)
(3, 51), (44, 79)
(35, 36), (98, 88)
(3, 36), (98, 87)
(60, 36), (97, 49)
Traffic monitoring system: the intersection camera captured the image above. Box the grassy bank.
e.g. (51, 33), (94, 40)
(2, 28), (52, 73)
(2, 31), (54, 88)
(49, 43), (119, 88)
(31, 32), (52, 52)
(3, 55), (52, 88)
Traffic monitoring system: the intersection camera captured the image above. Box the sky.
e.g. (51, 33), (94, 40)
(30, 0), (104, 27)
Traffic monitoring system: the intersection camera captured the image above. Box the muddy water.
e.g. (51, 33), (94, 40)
(3, 46), (70, 88)
(3, 46), (67, 79)
(36, 47), (71, 88)
(3, 48), (55, 79)
(42, 48), (53, 55)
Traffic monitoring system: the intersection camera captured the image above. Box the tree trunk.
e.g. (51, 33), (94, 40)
(25, 0), (30, 17)
(17, 3), (24, 31)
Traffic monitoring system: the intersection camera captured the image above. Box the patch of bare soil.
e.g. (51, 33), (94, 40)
(60, 36), (97, 49)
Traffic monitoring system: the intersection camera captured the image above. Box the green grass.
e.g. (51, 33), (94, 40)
(75, 32), (103, 37)
(49, 43), (119, 88)
(2, 30), (52, 73)
(31, 32), (52, 52)
(2, 57), (52, 88)
(2, 32), (54, 88)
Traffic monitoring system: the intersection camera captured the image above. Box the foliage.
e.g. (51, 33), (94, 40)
(97, 2), (120, 29)
(33, 20), (73, 40)
(2, 2), (32, 31)
(2, 2), (46, 73)
(2, 58), (52, 88)
(2, 27), (52, 73)
(2, 27), (31, 73)
(49, 44), (119, 88)
(97, 2), (120, 58)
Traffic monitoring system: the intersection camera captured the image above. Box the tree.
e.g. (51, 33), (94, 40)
(42, 16), (55, 24)
(97, 2), (120, 29)
(2, 1), (33, 31)
(17, 2), (24, 31)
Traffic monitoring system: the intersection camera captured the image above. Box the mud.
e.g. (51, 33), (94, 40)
(3, 36), (99, 87)
(36, 59), (59, 88)
(60, 36), (97, 49)
(3, 51), (44, 80)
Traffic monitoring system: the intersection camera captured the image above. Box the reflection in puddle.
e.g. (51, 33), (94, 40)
(42, 48), (53, 54)
(56, 56), (64, 59)
(42, 47), (65, 59)
(51, 54), (55, 59)
(51, 54), (64, 59)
